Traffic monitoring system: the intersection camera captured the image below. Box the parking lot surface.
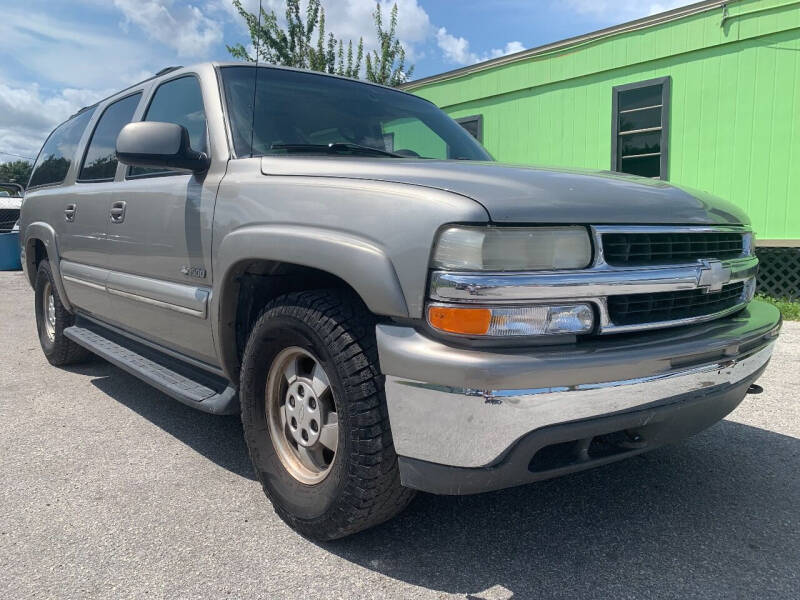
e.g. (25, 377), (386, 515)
(1, 270), (798, 599)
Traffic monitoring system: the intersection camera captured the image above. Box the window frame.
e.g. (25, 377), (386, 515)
(26, 107), (96, 191)
(611, 76), (670, 180)
(76, 91), (143, 184)
(455, 114), (483, 144)
(382, 131), (395, 153)
(125, 72), (210, 180)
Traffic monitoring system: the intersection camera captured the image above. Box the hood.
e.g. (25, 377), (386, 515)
(260, 157), (749, 225)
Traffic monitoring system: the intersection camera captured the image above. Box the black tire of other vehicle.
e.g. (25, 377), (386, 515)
(34, 260), (91, 366)
(240, 289), (415, 540)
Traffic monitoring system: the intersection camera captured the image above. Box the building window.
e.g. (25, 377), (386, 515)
(456, 115), (483, 143)
(611, 77), (670, 180)
(382, 132), (395, 152)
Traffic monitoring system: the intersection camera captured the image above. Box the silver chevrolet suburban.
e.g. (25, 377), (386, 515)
(19, 63), (781, 540)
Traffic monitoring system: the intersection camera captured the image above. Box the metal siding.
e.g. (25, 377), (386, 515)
(415, 0), (800, 241)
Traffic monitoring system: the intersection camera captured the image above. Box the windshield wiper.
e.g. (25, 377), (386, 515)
(270, 143), (401, 158)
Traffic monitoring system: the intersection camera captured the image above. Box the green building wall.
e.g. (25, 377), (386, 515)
(406, 0), (800, 244)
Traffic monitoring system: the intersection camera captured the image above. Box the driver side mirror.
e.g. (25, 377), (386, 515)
(116, 121), (210, 173)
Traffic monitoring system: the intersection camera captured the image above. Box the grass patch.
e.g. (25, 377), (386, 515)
(756, 294), (800, 321)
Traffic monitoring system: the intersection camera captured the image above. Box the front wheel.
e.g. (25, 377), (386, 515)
(240, 290), (415, 540)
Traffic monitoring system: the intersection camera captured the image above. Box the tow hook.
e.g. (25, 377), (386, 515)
(747, 384), (764, 395)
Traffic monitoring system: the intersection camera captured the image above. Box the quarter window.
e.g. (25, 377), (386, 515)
(28, 108), (96, 189)
(611, 77), (670, 180)
(78, 93), (142, 182)
(130, 76), (207, 177)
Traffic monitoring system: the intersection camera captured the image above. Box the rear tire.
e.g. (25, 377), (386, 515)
(240, 289), (415, 540)
(34, 260), (91, 366)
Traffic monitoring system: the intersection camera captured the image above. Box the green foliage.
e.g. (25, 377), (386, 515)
(0, 160), (33, 188)
(365, 3), (413, 87)
(227, 0), (363, 79)
(756, 294), (800, 321)
(226, 1), (413, 87)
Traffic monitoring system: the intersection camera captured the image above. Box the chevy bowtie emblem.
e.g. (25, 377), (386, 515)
(698, 259), (731, 293)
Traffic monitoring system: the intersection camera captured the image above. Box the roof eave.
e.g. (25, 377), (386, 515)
(402, 0), (734, 91)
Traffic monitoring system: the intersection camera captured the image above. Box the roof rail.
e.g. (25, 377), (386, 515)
(155, 65), (183, 76)
(69, 65), (184, 119)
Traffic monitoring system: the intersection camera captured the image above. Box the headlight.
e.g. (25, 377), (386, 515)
(427, 303), (594, 336)
(12, 220), (19, 232)
(432, 226), (592, 271)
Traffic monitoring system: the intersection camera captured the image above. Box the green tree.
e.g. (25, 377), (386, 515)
(0, 160), (33, 188)
(227, 0), (363, 79)
(364, 3), (413, 87)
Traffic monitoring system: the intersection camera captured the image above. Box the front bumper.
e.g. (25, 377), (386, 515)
(377, 300), (781, 494)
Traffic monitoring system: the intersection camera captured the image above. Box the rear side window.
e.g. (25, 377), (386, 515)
(79, 93), (142, 182)
(28, 108), (95, 189)
(130, 76), (207, 177)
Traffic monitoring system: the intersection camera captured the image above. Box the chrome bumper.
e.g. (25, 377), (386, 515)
(378, 300), (780, 469)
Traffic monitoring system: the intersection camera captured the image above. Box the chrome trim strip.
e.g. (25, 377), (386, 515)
(430, 257), (758, 303)
(597, 295), (750, 334)
(384, 341), (774, 468)
(60, 260), (109, 288)
(590, 225), (753, 268)
(62, 274), (106, 292)
(590, 225), (751, 234)
(60, 260), (209, 319)
(106, 286), (206, 318)
(105, 270), (209, 317)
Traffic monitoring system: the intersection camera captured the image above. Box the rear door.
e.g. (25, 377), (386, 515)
(102, 74), (221, 365)
(58, 93), (143, 319)
(25, 108), (112, 316)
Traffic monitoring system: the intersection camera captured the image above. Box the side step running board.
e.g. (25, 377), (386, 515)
(64, 322), (239, 415)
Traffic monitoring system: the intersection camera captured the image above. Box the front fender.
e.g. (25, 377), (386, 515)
(212, 224), (409, 381)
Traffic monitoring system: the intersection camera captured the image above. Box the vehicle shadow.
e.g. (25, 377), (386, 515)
(325, 421), (800, 599)
(72, 360), (799, 598)
(69, 360), (256, 481)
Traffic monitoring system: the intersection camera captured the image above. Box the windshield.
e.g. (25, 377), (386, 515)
(220, 66), (492, 161)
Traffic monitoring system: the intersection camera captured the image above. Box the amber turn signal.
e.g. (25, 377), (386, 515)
(427, 305), (492, 335)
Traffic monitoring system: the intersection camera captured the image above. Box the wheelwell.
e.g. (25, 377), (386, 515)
(27, 239), (47, 285)
(228, 260), (363, 373)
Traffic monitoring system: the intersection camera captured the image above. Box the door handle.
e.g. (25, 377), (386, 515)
(110, 201), (127, 224)
(64, 204), (76, 222)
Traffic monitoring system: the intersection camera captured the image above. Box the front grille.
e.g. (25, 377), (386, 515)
(608, 281), (745, 326)
(0, 208), (20, 233)
(602, 232), (744, 266)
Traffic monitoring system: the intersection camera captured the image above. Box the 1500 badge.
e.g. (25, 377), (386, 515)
(180, 265), (207, 279)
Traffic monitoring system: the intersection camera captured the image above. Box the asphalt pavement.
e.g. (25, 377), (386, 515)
(1, 270), (798, 599)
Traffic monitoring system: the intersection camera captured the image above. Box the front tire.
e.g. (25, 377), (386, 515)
(240, 290), (415, 540)
(34, 260), (91, 366)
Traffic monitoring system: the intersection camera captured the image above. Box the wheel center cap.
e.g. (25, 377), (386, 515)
(284, 379), (321, 447)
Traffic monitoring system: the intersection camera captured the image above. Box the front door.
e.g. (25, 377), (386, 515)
(103, 75), (220, 366)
